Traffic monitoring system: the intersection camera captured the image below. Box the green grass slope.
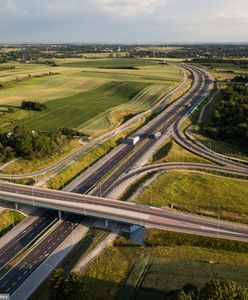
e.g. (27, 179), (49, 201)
(17, 81), (148, 131)
(136, 172), (248, 219)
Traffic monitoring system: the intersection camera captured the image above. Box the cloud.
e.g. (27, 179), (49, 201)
(0, 0), (247, 43)
(98, 0), (165, 17)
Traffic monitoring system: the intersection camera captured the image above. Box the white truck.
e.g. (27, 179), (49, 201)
(121, 136), (140, 145)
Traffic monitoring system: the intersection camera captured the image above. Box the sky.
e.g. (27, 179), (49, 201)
(0, 0), (247, 43)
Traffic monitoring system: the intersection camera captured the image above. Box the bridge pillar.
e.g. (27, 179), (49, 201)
(130, 225), (146, 245)
(105, 219), (109, 228)
(58, 210), (62, 219)
(15, 203), (19, 210)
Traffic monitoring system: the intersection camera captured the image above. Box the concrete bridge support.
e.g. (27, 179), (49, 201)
(105, 219), (109, 229)
(58, 210), (62, 219)
(130, 225), (146, 245)
(15, 202), (19, 210)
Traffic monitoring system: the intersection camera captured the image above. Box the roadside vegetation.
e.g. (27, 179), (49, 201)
(151, 138), (210, 164)
(202, 78), (248, 148)
(0, 125), (72, 162)
(0, 209), (26, 237)
(135, 172), (248, 222)
(186, 75), (248, 159)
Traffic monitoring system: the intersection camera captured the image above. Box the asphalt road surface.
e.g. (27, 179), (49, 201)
(0, 214), (83, 295)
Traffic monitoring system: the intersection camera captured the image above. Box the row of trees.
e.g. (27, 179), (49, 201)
(0, 126), (68, 161)
(21, 100), (47, 111)
(166, 280), (248, 300)
(203, 78), (248, 146)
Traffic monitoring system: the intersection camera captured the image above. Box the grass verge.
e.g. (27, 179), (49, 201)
(135, 172), (248, 222)
(0, 209), (26, 237)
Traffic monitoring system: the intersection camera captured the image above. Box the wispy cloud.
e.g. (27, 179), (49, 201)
(97, 0), (165, 17)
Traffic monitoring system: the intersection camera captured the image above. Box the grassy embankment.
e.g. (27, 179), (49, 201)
(135, 172), (248, 222)
(0, 209), (26, 237)
(79, 230), (248, 300)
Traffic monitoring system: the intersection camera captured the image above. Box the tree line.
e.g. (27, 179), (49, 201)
(21, 100), (47, 111)
(203, 77), (248, 146)
(166, 280), (248, 300)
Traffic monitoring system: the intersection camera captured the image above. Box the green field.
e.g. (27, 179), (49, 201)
(121, 258), (248, 300)
(15, 81), (148, 131)
(135, 172), (248, 221)
(81, 230), (248, 300)
(0, 59), (183, 136)
(197, 62), (248, 81)
(60, 58), (157, 68)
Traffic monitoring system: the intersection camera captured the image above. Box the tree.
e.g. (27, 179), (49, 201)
(64, 272), (85, 300)
(199, 280), (248, 300)
(48, 268), (66, 300)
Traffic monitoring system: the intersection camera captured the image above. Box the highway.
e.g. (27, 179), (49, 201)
(111, 161), (248, 192)
(73, 65), (208, 196)
(1, 63), (246, 296)
(0, 214), (83, 295)
(173, 126), (248, 170)
(0, 211), (57, 272)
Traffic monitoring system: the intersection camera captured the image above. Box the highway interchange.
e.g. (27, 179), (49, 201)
(0, 63), (247, 297)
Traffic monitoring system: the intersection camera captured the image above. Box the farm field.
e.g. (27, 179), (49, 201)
(121, 257), (248, 300)
(135, 172), (248, 221)
(197, 62), (248, 80)
(59, 58), (157, 68)
(80, 231), (248, 300)
(0, 59), (183, 135)
(15, 81), (148, 131)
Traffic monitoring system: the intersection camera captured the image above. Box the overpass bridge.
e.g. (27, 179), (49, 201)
(0, 181), (248, 242)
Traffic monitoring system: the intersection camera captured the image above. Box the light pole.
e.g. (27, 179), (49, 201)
(11, 209), (15, 229)
(217, 206), (220, 238)
(32, 186), (35, 207)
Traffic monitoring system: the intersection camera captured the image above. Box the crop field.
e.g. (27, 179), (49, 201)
(82, 230), (248, 300)
(15, 81), (148, 131)
(198, 62), (248, 80)
(135, 172), (248, 220)
(59, 58), (157, 68)
(123, 258), (248, 300)
(0, 59), (183, 135)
